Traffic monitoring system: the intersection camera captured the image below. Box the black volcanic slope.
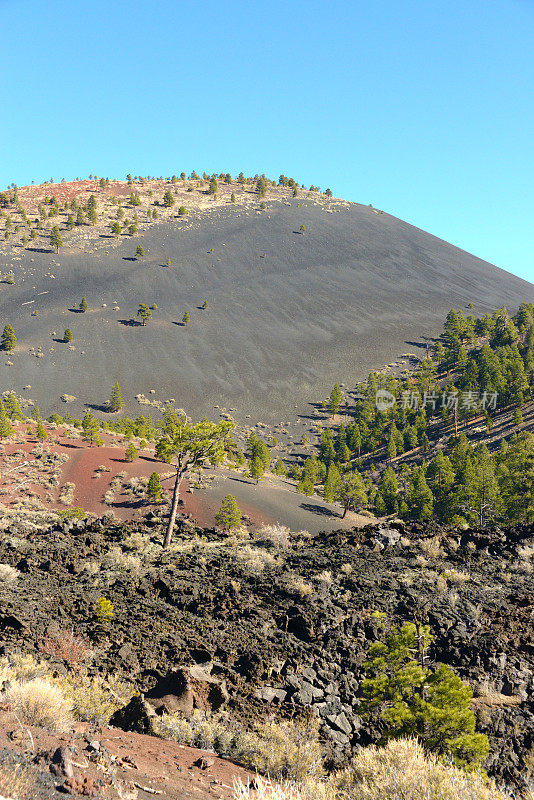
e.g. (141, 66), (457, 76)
(1, 198), (533, 423)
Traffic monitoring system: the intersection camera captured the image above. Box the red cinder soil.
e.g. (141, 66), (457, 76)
(0, 708), (254, 800)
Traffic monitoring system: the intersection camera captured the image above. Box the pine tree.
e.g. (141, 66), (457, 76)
(1, 324), (17, 351)
(111, 221), (121, 236)
(163, 190), (175, 207)
(137, 304), (152, 325)
(379, 466), (399, 513)
(409, 468), (433, 520)
(125, 442), (138, 462)
(82, 411), (99, 446)
(108, 380), (124, 412)
(182, 311), (190, 325)
(146, 471), (162, 502)
(361, 621), (489, 768)
(337, 470), (368, 517)
(136, 245), (145, 257)
(76, 208), (85, 226)
(215, 494), (242, 530)
(327, 384), (342, 417)
(36, 422), (47, 441)
(3, 393), (24, 421)
(0, 400), (15, 439)
(50, 225), (63, 252)
(64, 328), (73, 342)
(80, 297), (88, 312)
(249, 455), (264, 483)
(323, 462), (341, 502)
(201, 300), (208, 309)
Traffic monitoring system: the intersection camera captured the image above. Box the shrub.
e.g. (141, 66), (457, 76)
(234, 719), (323, 782)
(58, 673), (130, 726)
(3, 678), (73, 732)
(330, 738), (508, 800)
(40, 628), (93, 674)
(94, 596), (114, 622)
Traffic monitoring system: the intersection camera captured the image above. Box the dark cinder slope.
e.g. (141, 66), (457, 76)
(1, 198), (533, 423)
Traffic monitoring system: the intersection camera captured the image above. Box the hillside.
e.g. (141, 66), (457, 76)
(1, 177), (533, 428)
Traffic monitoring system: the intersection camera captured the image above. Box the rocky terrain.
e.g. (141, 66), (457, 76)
(1, 512), (533, 791)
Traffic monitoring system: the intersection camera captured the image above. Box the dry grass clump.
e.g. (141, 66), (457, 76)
(158, 710), (234, 755)
(255, 523), (292, 548)
(234, 775), (304, 800)
(58, 481), (75, 504)
(0, 653), (47, 683)
(288, 575), (314, 599)
(0, 563), (20, 582)
(419, 537), (443, 559)
(330, 738), (508, 800)
(3, 678), (73, 732)
(233, 544), (282, 573)
(233, 719), (323, 783)
(105, 546), (142, 572)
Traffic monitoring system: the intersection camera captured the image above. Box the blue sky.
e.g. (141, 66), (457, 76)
(1, 0), (533, 281)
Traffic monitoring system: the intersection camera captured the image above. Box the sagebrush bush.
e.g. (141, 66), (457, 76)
(4, 678), (73, 732)
(58, 673), (131, 725)
(331, 738), (508, 800)
(234, 719), (323, 782)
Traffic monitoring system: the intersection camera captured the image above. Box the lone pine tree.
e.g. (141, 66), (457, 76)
(0, 401), (15, 440)
(108, 380), (124, 412)
(80, 297), (88, 312)
(146, 471), (162, 502)
(137, 304), (152, 325)
(64, 328), (73, 342)
(361, 621), (489, 769)
(50, 225), (63, 252)
(1, 324), (17, 351)
(215, 494), (242, 531)
(155, 417), (234, 547)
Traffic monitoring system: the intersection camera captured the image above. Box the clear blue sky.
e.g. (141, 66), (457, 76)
(1, 0), (532, 281)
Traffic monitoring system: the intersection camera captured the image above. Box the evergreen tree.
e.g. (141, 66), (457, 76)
(230, 192), (236, 203)
(249, 455), (264, 483)
(387, 433), (397, 462)
(0, 400), (15, 439)
(361, 621), (489, 768)
(273, 459), (287, 476)
(409, 468), (434, 520)
(178, 206), (187, 216)
(327, 384), (343, 417)
(80, 297), (88, 312)
(137, 303), (152, 325)
(3, 393), (24, 421)
(125, 442), (138, 462)
(163, 190), (175, 207)
(215, 494), (242, 530)
(146, 471), (162, 502)
(64, 328), (73, 342)
(336, 470), (367, 517)
(201, 300), (208, 309)
(50, 225), (63, 252)
(136, 245), (145, 257)
(1, 324), (17, 351)
(108, 380), (124, 412)
(182, 311), (190, 325)
(498, 431), (534, 522)
(76, 208), (85, 226)
(323, 462), (341, 502)
(82, 411), (100, 446)
(111, 221), (121, 236)
(379, 466), (399, 513)
(36, 422), (47, 441)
